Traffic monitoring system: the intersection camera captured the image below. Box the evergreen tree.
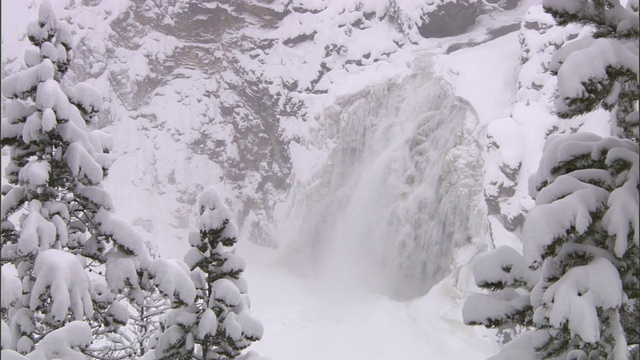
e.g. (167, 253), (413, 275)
(464, 135), (638, 359)
(465, 0), (638, 357)
(544, 0), (639, 140)
(1, 2), (152, 358)
(154, 187), (263, 360)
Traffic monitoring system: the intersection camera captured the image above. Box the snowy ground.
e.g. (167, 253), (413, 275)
(238, 242), (498, 360)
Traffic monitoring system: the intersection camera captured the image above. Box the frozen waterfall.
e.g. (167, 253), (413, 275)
(281, 57), (485, 300)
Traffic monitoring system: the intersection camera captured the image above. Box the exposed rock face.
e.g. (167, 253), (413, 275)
(418, 0), (482, 38)
(2, 0), (523, 252)
(481, 6), (583, 236)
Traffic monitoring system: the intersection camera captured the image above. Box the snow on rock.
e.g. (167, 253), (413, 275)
(487, 117), (525, 169)
(540, 257), (623, 342)
(149, 258), (196, 305)
(25, 321), (92, 360)
(30, 249), (93, 323)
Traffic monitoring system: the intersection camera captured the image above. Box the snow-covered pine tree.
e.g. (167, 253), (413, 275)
(464, 133), (639, 359)
(527, 134), (638, 359)
(154, 187), (263, 360)
(465, 0), (638, 357)
(543, 0), (639, 140)
(0, 2), (153, 358)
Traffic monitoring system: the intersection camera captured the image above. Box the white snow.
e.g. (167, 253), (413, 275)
(107, 301), (129, 325)
(155, 325), (185, 357)
(239, 245), (498, 360)
(197, 308), (218, 339)
(105, 249), (139, 292)
(222, 312), (243, 341)
(149, 258), (196, 305)
(26, 321), (93, 360)
(1, 186), (26, 221)
(63, 142), (103, 184)
(210, 279), (242, 308)
(552, 38), (639, 115)
(523, 179), (609, 263)
(18, 200), (56, 254)
(463, 289), (531, 325)
(30, 249), (93, 323)
(94, 208), (151, 265)
(472, 246), (539, 289)
(541, 257), (623, 342)
(4, 0), (635, 358)
(18, 161), (50, 188)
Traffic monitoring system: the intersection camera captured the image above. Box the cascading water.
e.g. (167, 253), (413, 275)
(283, 56), (484, 299)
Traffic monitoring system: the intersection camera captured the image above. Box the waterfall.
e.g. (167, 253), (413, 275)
(282, 56), (484, 299)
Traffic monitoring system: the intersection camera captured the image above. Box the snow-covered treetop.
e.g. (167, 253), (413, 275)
(23, 1), (72, 49)
(198, 187), (239, 239)
(544, 0), (639, 39)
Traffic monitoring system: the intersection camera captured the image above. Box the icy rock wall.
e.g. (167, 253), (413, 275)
(284, 57), (484, 299)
